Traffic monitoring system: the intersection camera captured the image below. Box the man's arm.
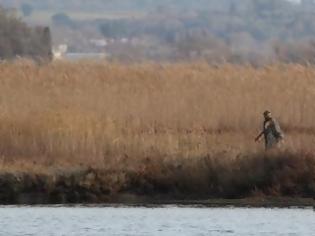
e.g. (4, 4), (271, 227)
(255, 131), (264, 142)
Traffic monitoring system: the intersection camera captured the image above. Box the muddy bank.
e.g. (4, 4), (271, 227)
(1, 152), (315, 205)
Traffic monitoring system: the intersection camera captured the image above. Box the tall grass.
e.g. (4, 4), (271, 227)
(0, 60), (314, 171)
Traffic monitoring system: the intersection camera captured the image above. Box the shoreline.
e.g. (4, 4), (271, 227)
(0, 167), (314, 207)
(1, 152), (315, 206)
(0, 198), (314, 208)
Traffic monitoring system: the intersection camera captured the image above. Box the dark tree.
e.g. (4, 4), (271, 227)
(0, 7), (52, 61)
(51, 13), (73, 27)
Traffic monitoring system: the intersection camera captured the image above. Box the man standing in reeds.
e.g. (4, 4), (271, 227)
(255, 111), (284, 150)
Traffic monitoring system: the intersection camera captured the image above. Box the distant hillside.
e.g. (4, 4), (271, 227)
(3, 0), (315, 64)
(0, 0), (249, 12)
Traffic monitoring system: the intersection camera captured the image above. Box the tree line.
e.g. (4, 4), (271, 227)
(90, 0), (315, 64)
(0, 7), (52, 60)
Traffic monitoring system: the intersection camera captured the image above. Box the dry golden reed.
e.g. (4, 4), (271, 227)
(0, 60), (314, 170)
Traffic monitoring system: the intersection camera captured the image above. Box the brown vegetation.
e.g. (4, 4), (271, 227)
(0, 61), (315, 203)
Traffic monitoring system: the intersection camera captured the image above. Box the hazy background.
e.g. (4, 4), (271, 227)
(1, 0), (315, 64)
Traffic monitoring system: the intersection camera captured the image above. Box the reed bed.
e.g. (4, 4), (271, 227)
(0, 60), (315, 201)
(0, 60), (314, 170)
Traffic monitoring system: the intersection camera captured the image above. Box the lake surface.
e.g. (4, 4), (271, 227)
(0, 206), (314, 236)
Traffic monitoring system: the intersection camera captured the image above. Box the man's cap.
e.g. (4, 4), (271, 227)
(263, 110), (271, 116)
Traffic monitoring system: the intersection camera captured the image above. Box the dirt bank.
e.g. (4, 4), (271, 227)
(0, 152), (315, 206)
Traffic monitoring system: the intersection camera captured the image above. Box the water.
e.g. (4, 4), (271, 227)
(0, 206), (314, 236)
